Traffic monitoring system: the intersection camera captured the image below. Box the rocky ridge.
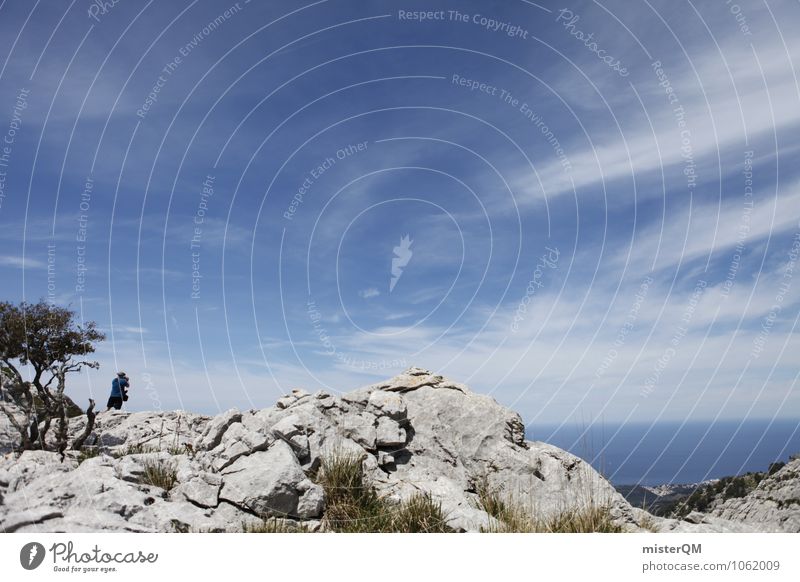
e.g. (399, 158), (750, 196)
(710, 456), (800, 531)
(0, 368), (794, 533)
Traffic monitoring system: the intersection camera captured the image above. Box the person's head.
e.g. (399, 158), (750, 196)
(117, 371), (127, 378)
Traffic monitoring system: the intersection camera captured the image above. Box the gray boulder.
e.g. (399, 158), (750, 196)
(219, 440), (324, 519)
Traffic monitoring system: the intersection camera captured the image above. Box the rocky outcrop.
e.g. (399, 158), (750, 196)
(68, 409), (209, 450)
(0, 368), (787, 533)
(710, 456), (800, 532)
(0, 400), (24, 455)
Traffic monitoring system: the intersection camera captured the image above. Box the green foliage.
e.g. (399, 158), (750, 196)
(0, 300), (105, 452)
(0, 300), (104, 373)
(668, 465), (783, 518)
(768, 462), (786, 476)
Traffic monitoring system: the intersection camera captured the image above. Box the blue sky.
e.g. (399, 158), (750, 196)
(0, 0), (798, 428)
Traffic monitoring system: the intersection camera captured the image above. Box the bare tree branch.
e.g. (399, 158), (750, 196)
(71, 399), (96, 451)
(0, 301), (105, 453)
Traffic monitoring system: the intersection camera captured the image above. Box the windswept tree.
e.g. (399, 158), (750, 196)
(0, 300), (105, 454)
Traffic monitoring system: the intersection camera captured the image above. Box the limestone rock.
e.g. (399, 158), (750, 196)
(219, 440), (323, 519)
(340, 412), (377, 450)
(296, 478), (325, 519)
(711, 457), (800, 532)
(276, 389), (310, 410)
(0, 450), (76, 493)
(0, 367), (786, 534)
(207, 421), (272, 472)
(367, 390), (407, 421)
(173, 471), (222, 508)
(195, 408), (241, 451)
(375, 417), (406, 448)
(70, 410), (209, 451)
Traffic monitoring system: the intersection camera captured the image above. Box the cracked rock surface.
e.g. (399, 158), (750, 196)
(709, 457), (800, 532)
(1, 368), (788, 532)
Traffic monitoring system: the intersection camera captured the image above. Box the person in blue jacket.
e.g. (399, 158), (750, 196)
(106, 372), (130, 411)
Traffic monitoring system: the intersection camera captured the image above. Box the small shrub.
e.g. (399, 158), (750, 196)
(140, 458), (177, 491)
(768, 462), (786, 476)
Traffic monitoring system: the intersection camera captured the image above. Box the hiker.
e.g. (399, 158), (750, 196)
(106, 372), (130, 411)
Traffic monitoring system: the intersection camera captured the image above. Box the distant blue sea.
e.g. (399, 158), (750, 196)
(530, 419), (800, 486)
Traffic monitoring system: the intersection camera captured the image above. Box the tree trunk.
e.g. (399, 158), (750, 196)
(0, 380), (35, 451)
(39, 417), (51, 450)
(54, 400), (69, 459)
(71, 399), (96, 451)
(0, 401), (31, 451)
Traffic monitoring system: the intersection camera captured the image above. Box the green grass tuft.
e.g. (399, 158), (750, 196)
(317, 450), (452, 533)
(76, 446), (101, 464)
(139, 458), (178, 491)
(166, 444), (189, 456)
(475, 478), (623, 533)
(391, 492), (451, 533)
(114, 442), (189, 458)
(114, 443), (160, 457)
(242, 518), (309, 533)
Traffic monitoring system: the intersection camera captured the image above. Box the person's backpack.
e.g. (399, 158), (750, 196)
(122, 377), (129, 401)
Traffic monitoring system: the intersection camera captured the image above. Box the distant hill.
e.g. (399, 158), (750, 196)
(616, 459), (792, 518)
(616, 482), (709, 516)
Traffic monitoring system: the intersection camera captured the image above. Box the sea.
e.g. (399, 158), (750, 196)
(530, 418), (800, 486)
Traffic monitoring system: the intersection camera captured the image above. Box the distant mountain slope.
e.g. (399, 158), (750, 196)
(711, 456), (800, 532)
(616, 482), (710, 516)
(616, 456), (799, 532)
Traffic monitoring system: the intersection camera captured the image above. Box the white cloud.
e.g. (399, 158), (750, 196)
(510, 24), (800, 203)
(358, 287), (380, 299)
(0, 255), (46, 269)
